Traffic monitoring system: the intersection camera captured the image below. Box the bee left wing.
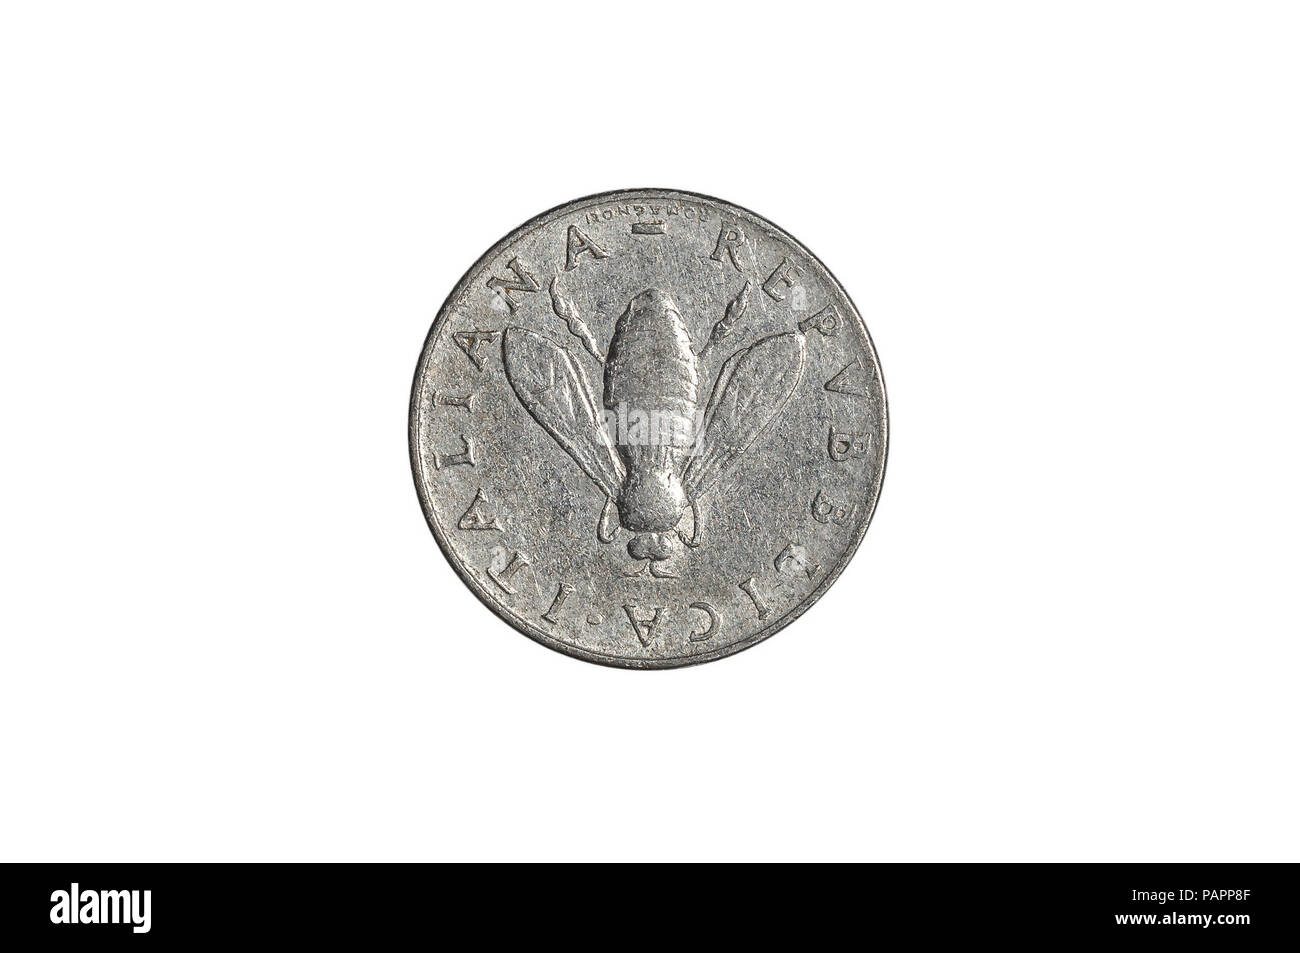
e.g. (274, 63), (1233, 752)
(683, 331), (807, 497)
(501, 326), (626, 499)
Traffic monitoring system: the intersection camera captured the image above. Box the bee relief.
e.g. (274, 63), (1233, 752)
(502, 286), (806, 578)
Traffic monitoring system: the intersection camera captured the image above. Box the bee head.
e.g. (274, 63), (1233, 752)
(627, 532), (678, 562)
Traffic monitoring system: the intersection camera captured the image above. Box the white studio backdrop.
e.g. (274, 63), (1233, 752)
(1, 2), (1296, 861)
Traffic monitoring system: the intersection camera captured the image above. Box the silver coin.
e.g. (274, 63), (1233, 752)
(410, 189), (887, 668)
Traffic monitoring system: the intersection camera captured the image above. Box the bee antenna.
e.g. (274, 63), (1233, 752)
(678, 497), (702, 548)
(597, 497), (618, 543)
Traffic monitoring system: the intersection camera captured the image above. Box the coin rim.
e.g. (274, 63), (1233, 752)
(409, 188), (889, 669)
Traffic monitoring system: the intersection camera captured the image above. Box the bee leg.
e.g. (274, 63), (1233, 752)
(620, 561), (649, 578)
(677, 496), (702, 548)
(649, 560), (678, 579)
(597, 496), (618, 544)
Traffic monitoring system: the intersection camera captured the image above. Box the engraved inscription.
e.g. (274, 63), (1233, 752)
(775, 543), (819, 579)
(457, 487), (500, 530)
(762, 256), (800, 301)
(709, 223), (746, 271)
(688, 601), (719, 642)
(486, 257), (540, 313)
(434, 435), (475, 469)
(487, 549), (532, 595)
(811, 489), (859, 525)
(798, 304), (842, 337)
(434, 390), (477, 413)
(738, 577), (770, 619)
(824, 358), (870, 397)
(564, 225), (607, 271)
(584, 202), (710, 226)
(542, 582), (574, 624)
(622, 604), (663, 648)
(828, 428), (872, 462)
(453, 331), (499, 371)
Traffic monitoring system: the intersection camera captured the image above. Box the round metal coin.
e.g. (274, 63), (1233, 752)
(410, 189), (887, 668)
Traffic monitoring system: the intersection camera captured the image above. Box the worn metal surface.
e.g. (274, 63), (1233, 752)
(410, 189), (887, 668)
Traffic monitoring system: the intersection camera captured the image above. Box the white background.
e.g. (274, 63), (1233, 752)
(2, 2), (1297, 862)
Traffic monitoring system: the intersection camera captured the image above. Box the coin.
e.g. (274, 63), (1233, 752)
(410, 189), (887, 668)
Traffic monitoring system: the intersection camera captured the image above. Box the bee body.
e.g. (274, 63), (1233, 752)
(603, 289), (698, 548)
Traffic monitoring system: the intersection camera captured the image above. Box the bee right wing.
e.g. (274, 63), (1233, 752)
(501, 326), (626, 500)
(683, 331), (807, 497)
